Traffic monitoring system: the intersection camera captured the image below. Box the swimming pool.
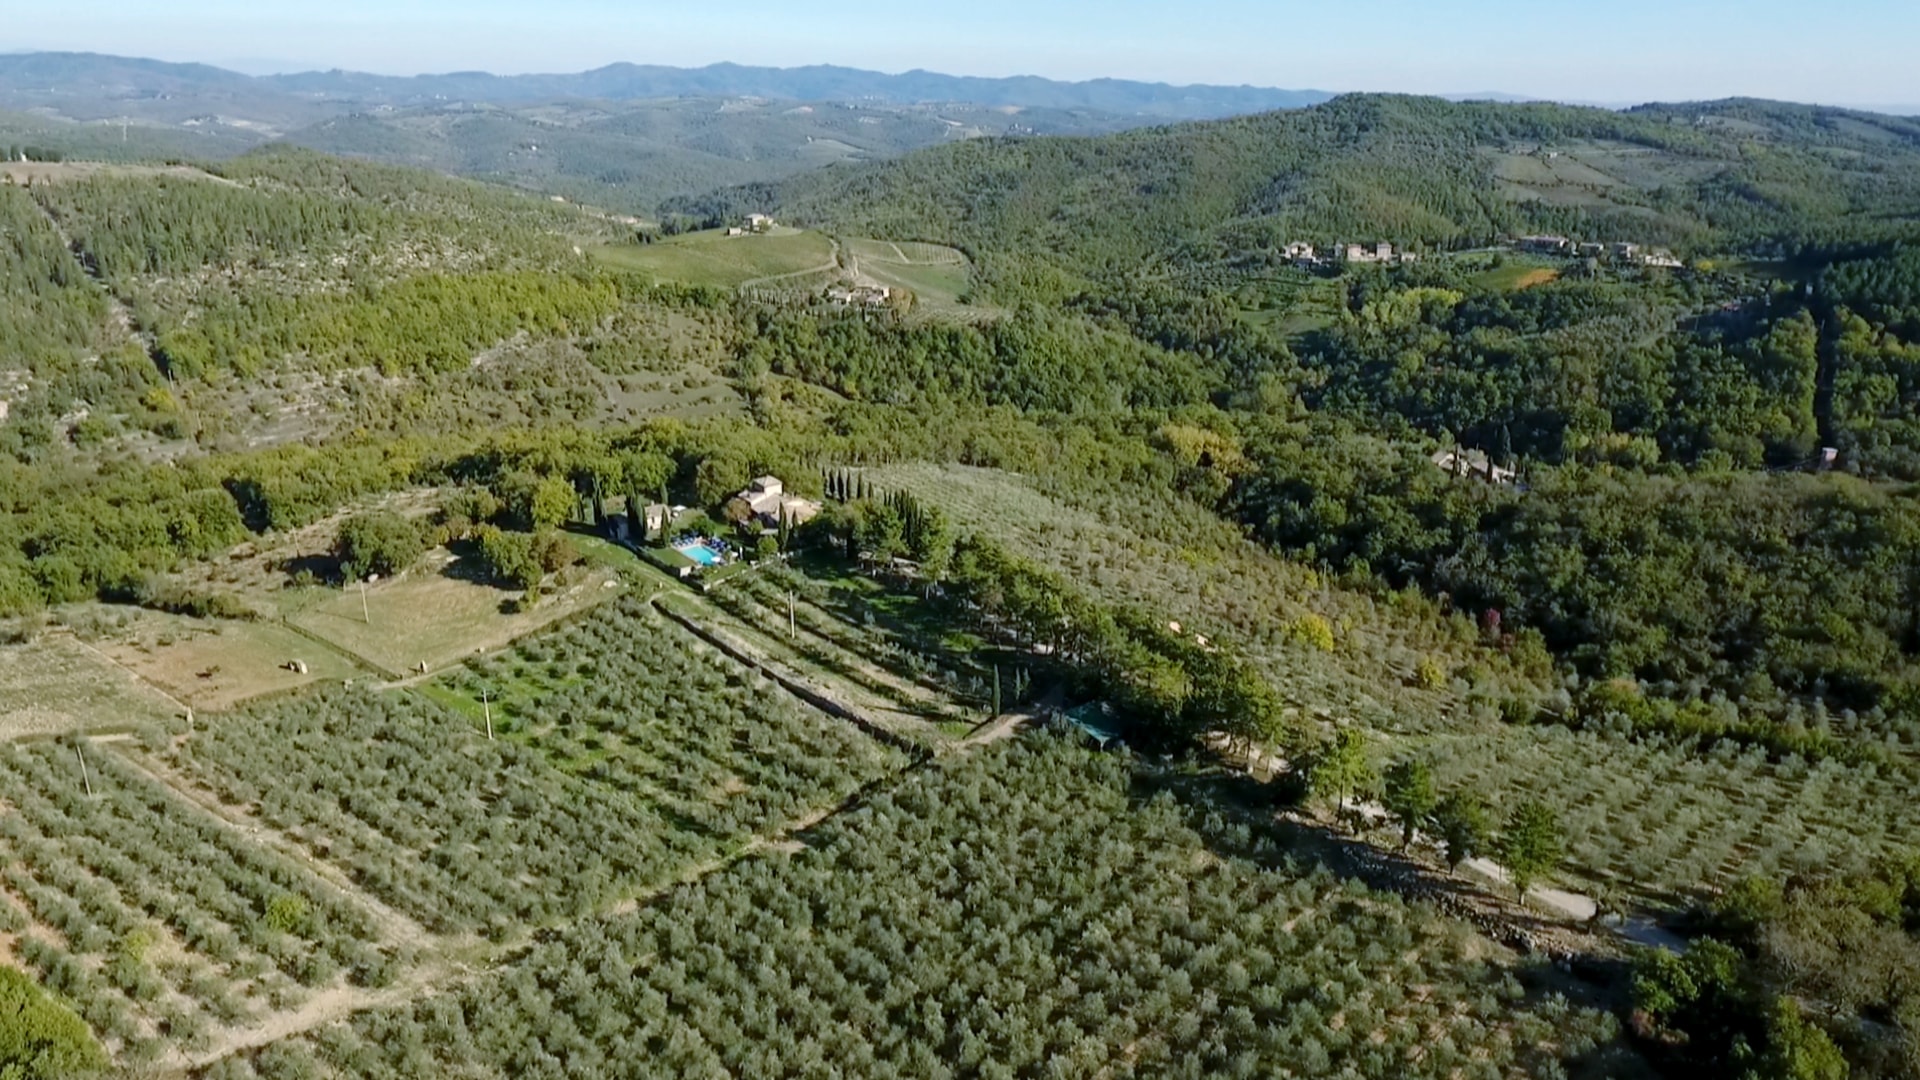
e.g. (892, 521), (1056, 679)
(674, 541), (724, 567)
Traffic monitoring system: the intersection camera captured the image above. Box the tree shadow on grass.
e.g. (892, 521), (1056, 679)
(436, 540), (502, 586)
(279, 552), (341, 585)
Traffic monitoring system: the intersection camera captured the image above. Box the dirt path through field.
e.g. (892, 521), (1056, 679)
(176, 755), (907, 1074)
(739, 236), (843, 289)
(960, 686), (1062, 750)
(179, 952), (466, 1072)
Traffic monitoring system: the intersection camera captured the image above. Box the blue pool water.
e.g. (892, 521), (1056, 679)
(675, 541), (724, 566)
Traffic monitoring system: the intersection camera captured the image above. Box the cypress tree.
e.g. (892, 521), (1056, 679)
(992, 665), (1002, 717)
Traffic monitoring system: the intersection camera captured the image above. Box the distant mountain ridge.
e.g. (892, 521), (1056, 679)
(0, 50), (1336, 212)
(0, 51), (1332, 119)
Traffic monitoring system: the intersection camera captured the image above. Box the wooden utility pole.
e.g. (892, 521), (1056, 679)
(360, 578), (371, 624)
(76, 745), (93, 798)
(482, 689), (494, 742)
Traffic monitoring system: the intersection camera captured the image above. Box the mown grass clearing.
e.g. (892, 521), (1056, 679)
(589, 227), (835, 289)
(285, 548), (626, 677)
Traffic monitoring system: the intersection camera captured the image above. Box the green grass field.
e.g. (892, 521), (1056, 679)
(591, 228), (836, 289)
(286, 549), (628, 677)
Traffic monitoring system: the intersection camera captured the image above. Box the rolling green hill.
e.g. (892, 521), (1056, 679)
(8, 100), (1920, 1080)
(687, 94), (1920, 296)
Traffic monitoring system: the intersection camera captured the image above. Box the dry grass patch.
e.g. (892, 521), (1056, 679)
(93, 610), (360, 711)
(288, 550), (624, 676)
(0, 634), (181, 739)
(0, 161), (234, 186)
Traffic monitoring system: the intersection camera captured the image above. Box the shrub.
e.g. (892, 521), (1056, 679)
(135, 578), (260, 621)
(264, 894), (310, 935)
(532, 530), (579, 576)
(0, 966), (108, 1078)
(1286, 614), (1336, 652)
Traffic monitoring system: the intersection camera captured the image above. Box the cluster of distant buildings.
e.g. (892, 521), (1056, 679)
(1282, 241), (1421, 268)
(824, 283), (892, 307)
(725, 213), (778, 237)
(1278, 236), (1683, 271)
(1515, 235), (1684, 268)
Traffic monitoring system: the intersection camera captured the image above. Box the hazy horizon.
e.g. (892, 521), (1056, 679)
(2, 0), (1916, 110)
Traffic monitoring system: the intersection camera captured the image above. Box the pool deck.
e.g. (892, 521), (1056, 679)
(674, 542), (726, 567)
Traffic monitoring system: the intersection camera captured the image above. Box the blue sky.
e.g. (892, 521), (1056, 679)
(5, 0), (1918, 106)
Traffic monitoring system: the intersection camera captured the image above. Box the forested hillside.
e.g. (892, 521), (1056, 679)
(689, 94), (1920, 296)
(5, 94), (1920, 1079)
(279, 98), (1171, 211)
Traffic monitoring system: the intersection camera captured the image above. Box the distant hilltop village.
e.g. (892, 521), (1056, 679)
(1513, 234), (1684, 268)
(1280, 235), (1683, 270)
(1283, 241), (1420, 266)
